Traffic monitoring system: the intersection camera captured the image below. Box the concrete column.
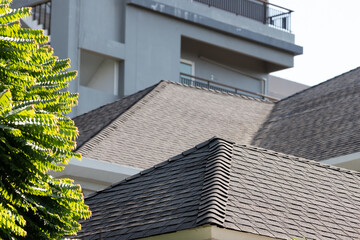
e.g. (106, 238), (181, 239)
(51, 0), (81, 117)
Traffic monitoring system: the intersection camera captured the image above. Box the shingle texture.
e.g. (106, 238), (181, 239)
(76, 138), (360, 240)
(76, 81), (273, 169)
(253, 67), (360, 160)
(73, 84), (157, 149)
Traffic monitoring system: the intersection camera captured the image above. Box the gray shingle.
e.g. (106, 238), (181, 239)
(253, 67), (360, 160)
(73, 84), (157, 149)
(76, 81), (273, 169)
(75, 137), (360, 240)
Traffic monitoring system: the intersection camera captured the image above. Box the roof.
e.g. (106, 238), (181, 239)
(253, 67), (360, 161)
(75, 137), (360, 240)
(73, 84), (157, 149)
(75, 81), (273, 169)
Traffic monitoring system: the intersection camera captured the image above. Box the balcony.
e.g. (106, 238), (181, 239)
(180, 73), (279, 102)
(194, 0), (292, 32)
(21, 0), (51, 36)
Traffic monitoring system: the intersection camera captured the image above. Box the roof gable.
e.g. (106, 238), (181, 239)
(76, 137), (360, 240)
(76, 81), (273, 169)
(253, 67), (360, 160)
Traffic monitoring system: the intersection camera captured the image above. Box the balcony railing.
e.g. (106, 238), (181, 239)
(180, 73), (279, 102)
(194, 0), (292, 32)
(30, 0), (51, 35)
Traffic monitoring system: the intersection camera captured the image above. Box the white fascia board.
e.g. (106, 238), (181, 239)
(321, 152), (360, 171)
(140, 225), (278, 240)
(53, 157), (142, 185)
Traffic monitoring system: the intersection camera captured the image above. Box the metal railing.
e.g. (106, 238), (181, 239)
(180, 73), (279, 102)
(193, 0), (292, 32)
(31, 0), (51, 35)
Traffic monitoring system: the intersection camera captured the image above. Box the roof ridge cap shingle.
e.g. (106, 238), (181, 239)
(278, 66), (360, 102)
(196, 138), (234, 227)
(162, 80), (274, 104)
(236, 144), (360, 177)
(77, 81), (168, 154)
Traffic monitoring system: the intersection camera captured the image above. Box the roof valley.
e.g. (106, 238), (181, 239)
(196, 138), (234, 226)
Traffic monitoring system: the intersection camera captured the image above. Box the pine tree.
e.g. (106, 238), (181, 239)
(0, 0), (91, 238)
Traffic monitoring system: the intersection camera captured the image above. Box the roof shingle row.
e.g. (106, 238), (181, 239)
(76, 137), (360, 240)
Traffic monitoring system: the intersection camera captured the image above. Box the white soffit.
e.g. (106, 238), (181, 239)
(52, 157), (142, 184)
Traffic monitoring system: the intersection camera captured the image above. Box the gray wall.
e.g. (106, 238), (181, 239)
(181, 37), (266, 94)
(123, 4), (294, 96)
(14, 0), (300, 116)
(268, 75), (309, 99)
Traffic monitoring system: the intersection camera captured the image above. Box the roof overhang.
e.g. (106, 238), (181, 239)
(51, 157), (141, 194)
(138, 225), (280, 240)
(320, 152), (360, 171)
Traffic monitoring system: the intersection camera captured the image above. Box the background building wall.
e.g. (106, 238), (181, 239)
(14, 0), (301, 116)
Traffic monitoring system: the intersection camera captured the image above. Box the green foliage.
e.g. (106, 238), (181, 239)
(0, 1), (91, 239)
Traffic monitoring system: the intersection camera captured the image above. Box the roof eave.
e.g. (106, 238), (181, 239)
(137, 225), (279, 240)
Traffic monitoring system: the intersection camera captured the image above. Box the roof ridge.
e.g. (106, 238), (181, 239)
(73, 82), (159, 150)
(196, 138), (234, 227)
(162, 80), (274, 104)
(86, 137), (231, 199)
(278, 66), (360, 102)
(76, 81), (167, 154)
(73, 83), (159, 120)
(236, 143), (360, 177)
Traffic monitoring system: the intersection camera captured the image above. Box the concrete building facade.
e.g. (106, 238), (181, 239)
(13, 0), (302, 117)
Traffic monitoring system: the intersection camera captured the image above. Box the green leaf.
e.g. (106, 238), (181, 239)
(0, 1), (91, 239)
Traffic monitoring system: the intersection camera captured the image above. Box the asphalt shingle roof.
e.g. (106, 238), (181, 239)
(73, 84), (157, 149)
(76, 137), (360, 240)
(75, 81), (273, 169)
(253, 67), (360, 160)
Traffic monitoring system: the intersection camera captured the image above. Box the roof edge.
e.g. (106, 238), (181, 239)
(196, 138), (234, 227)
(76, 81), (167, 154)
(278, 66), (360, 103)
(74, 82), (160, 150)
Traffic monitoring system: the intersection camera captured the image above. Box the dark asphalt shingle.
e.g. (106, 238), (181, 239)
(253, 67), (360, 160)
(75, 137), (360, 240)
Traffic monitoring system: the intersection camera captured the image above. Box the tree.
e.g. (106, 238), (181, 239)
(0, 0), (91, 239)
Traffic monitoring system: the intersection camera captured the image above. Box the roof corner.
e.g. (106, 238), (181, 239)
(196, 138), (234, 227)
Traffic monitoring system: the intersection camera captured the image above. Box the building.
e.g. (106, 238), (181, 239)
(13, 0), (302, 117)
(11, 1), (360, 239)
(52, 66), (360, 197)
(268, 75), (308, 99)
(70, 67), (360, 239)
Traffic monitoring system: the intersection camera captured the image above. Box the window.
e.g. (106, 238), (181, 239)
(180, 59), (194, 85)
